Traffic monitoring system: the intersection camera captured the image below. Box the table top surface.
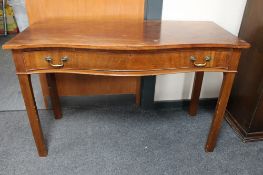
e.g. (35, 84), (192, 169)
(3, 19), (250, 50)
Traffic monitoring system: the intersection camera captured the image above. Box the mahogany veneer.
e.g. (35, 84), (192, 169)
(22, 49), (232, 73)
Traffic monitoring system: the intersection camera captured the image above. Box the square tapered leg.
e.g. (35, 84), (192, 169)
(46, 73), (62, 119)
(18, 74), (48, 157)
(189, 72), (204, 116)
(205, 72), (236, 152)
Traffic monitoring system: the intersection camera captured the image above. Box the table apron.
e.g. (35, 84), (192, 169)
(12, 48), (240, 76)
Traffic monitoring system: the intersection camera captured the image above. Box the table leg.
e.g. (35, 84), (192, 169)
(205, 72), (236, 152)
(39, 74), (49, 108)
(135, 77), (141, 106)
(46, 73), (62, 119)
(18, 74), (48, 157)
(189, 72), (204, 116)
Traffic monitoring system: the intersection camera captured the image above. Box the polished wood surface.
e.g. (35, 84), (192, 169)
(21, 49), (232, 73)
(3, 20), (250, 50)
(55, 75), (139, 96)
(46, 73), (62, 119)
(206, 72), (236, 152)
(25, 0), (145, 25)
(7, 48), (240, 76)
(3, 20), (249, 156)
(226, 0), (263, 142)
(17, 74), (47, 157)
(39, 75), (140, 108)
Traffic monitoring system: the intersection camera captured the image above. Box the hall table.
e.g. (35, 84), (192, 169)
(3, 20), (250, 157)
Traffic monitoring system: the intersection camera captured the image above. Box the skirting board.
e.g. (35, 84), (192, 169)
(225, 110), (263, 142)
(154, 98), (217, 110)
(47, 94), (218, 110)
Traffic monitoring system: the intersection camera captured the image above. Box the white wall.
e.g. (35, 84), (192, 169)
(155, 0), (247, 101)
(8, 0), (28, 31)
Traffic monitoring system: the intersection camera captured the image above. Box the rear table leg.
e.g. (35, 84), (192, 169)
(189, 72), (204, 116)
(46, 73), (62, 119)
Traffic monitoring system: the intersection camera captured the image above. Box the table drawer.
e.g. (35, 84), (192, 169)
(23, 50), (75, 71)
(23, 49), (232, 72)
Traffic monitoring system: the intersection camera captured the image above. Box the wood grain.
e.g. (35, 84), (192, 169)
(16, 68), (238, 76)
(3, 20), (250, 50)
(12, 48), (241, 76)
(205, 50), (242, 152)
(189, 72), (204, 116)
(205, 72), (237, 152)
(25, 0), (145, 25)
(46, 73), (62, 119)
(17, 74), (48, 157)
(55, 75), (138, 96)
(22, 49), (232, 72)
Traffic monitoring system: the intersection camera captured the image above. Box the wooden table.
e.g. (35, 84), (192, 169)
(3, 19), (250, 157)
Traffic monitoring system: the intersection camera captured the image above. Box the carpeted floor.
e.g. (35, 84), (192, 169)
(0, 103), (262, 175)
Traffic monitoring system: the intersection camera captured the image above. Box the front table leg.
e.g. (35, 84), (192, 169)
(205, 72), (236, 152)
(18, 74), (48, 157)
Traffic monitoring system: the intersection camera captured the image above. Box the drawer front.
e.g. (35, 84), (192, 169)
(23, 49), (232, 72)
(23, 50), (76, 70)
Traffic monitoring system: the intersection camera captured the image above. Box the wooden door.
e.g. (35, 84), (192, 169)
(25, 0), (145, 106)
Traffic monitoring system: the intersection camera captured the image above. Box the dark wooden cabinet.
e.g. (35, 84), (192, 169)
(226, 0), (263, 141)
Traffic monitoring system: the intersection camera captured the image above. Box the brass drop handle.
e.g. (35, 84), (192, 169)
(45, 56), (69, 68)
(190, 56), (212, 67)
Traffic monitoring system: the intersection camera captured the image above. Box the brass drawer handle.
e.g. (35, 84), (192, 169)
(194, 62), (207, 67)
(45, 56), (69, 68)
(190, 56), (212, 67)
